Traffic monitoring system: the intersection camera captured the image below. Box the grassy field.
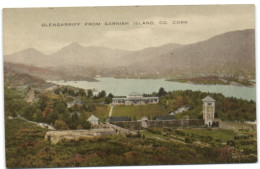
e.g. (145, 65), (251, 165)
(178, 128), (237, 142)
(142, 127), (257, 157)
(112, 104), (169, 120)
(85, 105), (110, 122)
(141, 128), (237, 141)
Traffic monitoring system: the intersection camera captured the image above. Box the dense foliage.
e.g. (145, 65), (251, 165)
(6, 118), (257, 168)
(4, 87), (109, 130)
(158, 89), (256, 122)
(5, 86), (256, 131)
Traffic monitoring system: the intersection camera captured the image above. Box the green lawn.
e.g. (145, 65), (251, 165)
(177, 128), (237, 143)
(141, 128), (238, 143)
(85, 105), (110, 122)
(112, 104), (169, 120)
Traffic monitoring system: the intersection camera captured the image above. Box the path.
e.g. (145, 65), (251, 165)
(109, 105), (114, 117)
(16, 114), (56, 130)
(149, 135), (211, 148)
(25, 89), (35, 103)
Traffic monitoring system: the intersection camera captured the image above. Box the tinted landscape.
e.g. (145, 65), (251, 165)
(3, 5), (257, 168)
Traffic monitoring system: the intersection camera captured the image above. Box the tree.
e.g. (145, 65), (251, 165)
(159, 97), (167, 108)
(105, 97), (112, 104)
(70, 112), (80, 129)
(68, 89), (75, 96)
(77, 89), (86, 97)
(81, 121), (91, 129)
(54, 120), (69, 130)
(107, 93), (114, 98)
(38, 95), (48, 111)
(98, 90), (106, 98)
(46, 110), (58, 124)
(53, 101), (67, 114)
(158, 87), (167, 97)
(83, 101), (96, 112)
(105, 93), (114, 104)
(35, 109), (44, 122)
(54, 88), (61, 95)
(23, 105), (37, 120)
(176, 96), (185, 107)
(72, 112), (79, 122)
(87, 90), (93, 98)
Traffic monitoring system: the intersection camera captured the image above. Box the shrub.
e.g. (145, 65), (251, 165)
(148, 128), (161, 135)
(54, 120), (69, 130)
(185, 137), (194, 143)
(226, 140), (235, 146)
(136, 130), (141, 138)
(175, 130), (185, 136)
(212, 121), (219, 127)
(81, 121), (91, 129)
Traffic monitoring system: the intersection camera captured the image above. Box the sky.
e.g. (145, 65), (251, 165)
(3, 5), (255, 54)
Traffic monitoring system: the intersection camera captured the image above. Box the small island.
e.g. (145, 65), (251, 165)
(166, 75), (255, 87)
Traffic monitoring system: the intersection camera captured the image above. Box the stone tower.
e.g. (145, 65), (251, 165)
(202, 96), (216, 126)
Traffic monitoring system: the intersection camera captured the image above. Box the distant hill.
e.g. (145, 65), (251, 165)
(4, 62), (98, 81)
(4, 62), (68, 80)
(4, 29), (255, 79)
(4, 48), (50, 67)
(50, 42), (131, 67)
(132, 29), (255, 77)
(4, 63), (47, 87)
(119, 43), (182, 65)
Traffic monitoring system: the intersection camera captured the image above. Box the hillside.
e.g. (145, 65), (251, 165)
(4, 48), (51, 67)
(50, 42), (131, 67)
(4, 29), (255, 79)
(133, 29), (255, 77)
(4, 65), (47, 88)
(4, 62), (98, 81)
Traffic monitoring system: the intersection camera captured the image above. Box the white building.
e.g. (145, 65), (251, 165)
(112, 92), (159, 106)
(87, 115), (99, 124)
(202, 96), (216, 126)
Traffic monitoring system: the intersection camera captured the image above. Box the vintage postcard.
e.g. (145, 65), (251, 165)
(3, 5), (256, 168)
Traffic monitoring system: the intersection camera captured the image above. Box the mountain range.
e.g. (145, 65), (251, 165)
(4, 29), (255, 80)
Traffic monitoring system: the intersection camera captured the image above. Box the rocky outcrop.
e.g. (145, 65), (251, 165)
(44, 124), (137, 144)
(104, 123), (137, 137)
(44, 129), (116, 144)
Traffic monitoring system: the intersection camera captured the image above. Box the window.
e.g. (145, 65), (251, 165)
(207, 102), (212, 106)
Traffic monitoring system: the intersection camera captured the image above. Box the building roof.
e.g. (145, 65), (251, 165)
(112, 97), (126, 100)
(155, 115), (174, 120)
(202, 96), (216, 102)
(88, 115), (99, 121)
(70, 112), (81, 117)
(113, 96), (159, 101)
(106, 116), (131, 122)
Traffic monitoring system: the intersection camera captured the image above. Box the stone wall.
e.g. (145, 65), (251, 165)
(214, 119), (256, 131)
(44, 124), (137, 144)
(44, 129), (116, 144)
(149, 119), (204, 128)
(110, 119), (205, 130)
(110, 121), (142, 130)
(104, 123), (138, 136)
